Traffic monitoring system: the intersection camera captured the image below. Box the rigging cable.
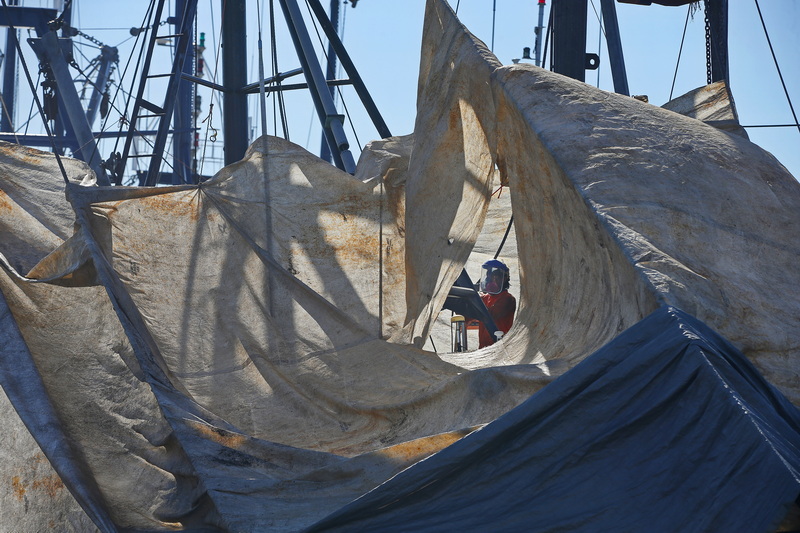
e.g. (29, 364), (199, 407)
(199, 0), (227, 176)
(669, 6), (691, 102)
(492, 183), (513, 260)
(588, 0), (604, 87)
(17, 70), (41, 136)
(59, 24), (128, 173)
(256, 0), (268, 137)
(110, 0), (156, 152)
(256, 0), (275, 319)
(494, 215), (513, 261)
(304, 0), (361, 151)
(0, 0), (69, 184)
(330, 0), (362, 151)
(269, 0), (290, 140)
(108, 0), (157, 182)
(118, 0), (179, 182)
(112, 0), (181, 182)
(753, 0), (800, 135)
(0, 90), (19, 144)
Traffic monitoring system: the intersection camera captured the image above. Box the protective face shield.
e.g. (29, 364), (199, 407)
(480, 261), (509, 295)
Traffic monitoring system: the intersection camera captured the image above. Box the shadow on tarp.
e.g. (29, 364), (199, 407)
(307, 306), (800, 532)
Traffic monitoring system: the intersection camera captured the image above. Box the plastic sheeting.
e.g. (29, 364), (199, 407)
(308, 307), (800, 532)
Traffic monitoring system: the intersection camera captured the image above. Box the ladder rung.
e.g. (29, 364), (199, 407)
(137, 113), (165, 119)
(146, 73), (173, 79)
(128, 154), (155, 158)
(139, 99), (165, 115)
(157, 33), (184, 39)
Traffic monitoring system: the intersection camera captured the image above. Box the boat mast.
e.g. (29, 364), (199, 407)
(222, 0), (249, 166)
(533, 0), (545, 67)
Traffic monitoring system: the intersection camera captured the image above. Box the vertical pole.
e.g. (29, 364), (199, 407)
(551, 0), (588, 82)
(0, 0), (17, 132)
(533, 0), (545, 67)
(706, 0), (728, 85)
(174, 0), (195, 183)
(319, 0), (339, 164)
(222, 0), (249, 165)
(599, 0), (629, 95)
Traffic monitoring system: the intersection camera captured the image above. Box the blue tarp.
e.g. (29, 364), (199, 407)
(308, 307), (800, 532)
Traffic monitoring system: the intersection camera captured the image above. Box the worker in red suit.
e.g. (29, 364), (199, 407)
(476, 259), (516, 348)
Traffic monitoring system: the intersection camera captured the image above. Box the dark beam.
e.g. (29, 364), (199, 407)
(600, 0), (629, 95)
(222, 0), (248, 165)
(706, 0), (729, 84)
(552, 0), (588, 82)
(0, 6), (55, 35)
(278, 0), (355, 173)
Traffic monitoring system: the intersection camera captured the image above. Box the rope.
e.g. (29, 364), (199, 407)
(589, 0), (603, 86)
(669, 6), (691, 101)
(494, 216), (513, 260)
(490, 185), (513, 260)
(199, 103), (217, 176)
(753, 0), (800, 135)
(0, 0), (70, 184)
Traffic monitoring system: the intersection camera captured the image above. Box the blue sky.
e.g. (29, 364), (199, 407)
(9, 0), (800, 180)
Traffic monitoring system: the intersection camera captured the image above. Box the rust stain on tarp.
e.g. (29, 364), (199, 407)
(11, 475), (25, 501)
(376, 427), (478, 464)
(190, 420), (247, 449)
(31, 475), (64, 498)
(0, 188), (13, 213)
(0, 143), (44, 166)
(321, 208), (381, 256)
(129, 192), (201, 222)
(9, 463), (65, 501)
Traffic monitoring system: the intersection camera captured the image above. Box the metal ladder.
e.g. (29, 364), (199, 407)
(118, 0), (197, 186)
